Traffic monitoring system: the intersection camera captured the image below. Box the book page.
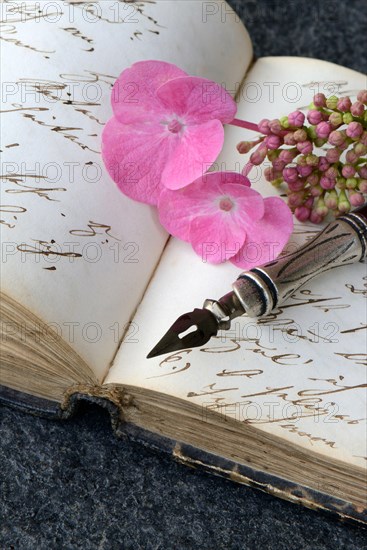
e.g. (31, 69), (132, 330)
(0, 1), (252, 380)
(105, 57), (367, 469)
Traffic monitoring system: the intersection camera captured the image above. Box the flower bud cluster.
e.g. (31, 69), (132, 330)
(237, 91), (367, 222)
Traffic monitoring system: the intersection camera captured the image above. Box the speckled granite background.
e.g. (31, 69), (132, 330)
(1, 1), (366, 549)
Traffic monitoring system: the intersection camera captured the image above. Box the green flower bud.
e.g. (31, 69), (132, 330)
(271, 178), (283, 188)
(279, 115), (290, 129)
(346, 177), (358, 189)
(329, 112), (343, 126)
(326, 95), (338, 109)
(296, 155), (307, 166)
(336, 177), (346, 189)
(306, 154), (319, 166)
(337, 189), (350, 213)
(315, 137), (327, 147)
(354, 142), (367, 156)
(315, 197), (328, 216)
(267, 150), (279, 162)
(324, 189), (338, 209)
(342, 112), (353, 124)
(307, 125), (317, 139)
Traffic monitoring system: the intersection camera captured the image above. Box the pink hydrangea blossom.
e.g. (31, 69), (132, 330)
(102, 60), (237, 205)
(158, 171), (293, 268)
(230, 198), (293, 269)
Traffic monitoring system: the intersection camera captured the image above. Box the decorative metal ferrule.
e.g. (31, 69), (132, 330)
(232, 211), (367, 318)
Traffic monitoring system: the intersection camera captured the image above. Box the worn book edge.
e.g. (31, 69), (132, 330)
(1, 383), (366, 527)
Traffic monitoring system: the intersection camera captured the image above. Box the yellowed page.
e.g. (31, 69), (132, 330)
(0, 1), (252, 380)
(106, 57), (367, 469)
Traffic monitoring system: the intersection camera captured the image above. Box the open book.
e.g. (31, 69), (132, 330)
(1, 0), (366, 525)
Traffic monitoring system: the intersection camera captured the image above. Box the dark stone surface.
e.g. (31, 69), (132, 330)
(228, 0), (367, 73)
(1, 405), (367, 550)
(1, 1), (366, 548)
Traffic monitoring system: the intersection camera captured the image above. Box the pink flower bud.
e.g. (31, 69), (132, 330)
(357, 90), (367, 104)
(338, 140), (349, 151)
(288, 179), (306, 192)
(283, 132), (297, 146)
(350, 101), (364, 116)
(279, 148), (297, 163)
(328, 130), (346, 147)
(297, 164), (313, 177)
(349, 191), (365, 206)
(325, 166), (338, 179)
(310, 184), (323, 197)
(358, 166), (367, 179)
(316, 121), (331, 138)
(265, 134), (283, 149)
(296, 141), (313, 155)
(337, 97), (352, 112)
(310, 210), (324, 224)
(359, 179), (367, 193)
(295, 205), (311, 221)
(288, 111), (305, 128)
(288, 191), (305, 207)
(264, 167), (281, 181)
(346, 150), (359, 164)
(237, 141), (255, 154)
(320, 176), (335, 190)
(360, 131), (367, 146)
(313, 93), (326, 107)
(269, 119), (282, 134)
(325, 148), (341, 163)
(250, 146), (267, 165)
(342, 164), (356, 178)
(346, 121), (363, 138)
(307, 110), (323, 125)
(318, 157), (330, 172)
(283, 166), (299, 184)
(272, 158), (286, 172)
(307, 172), (319, 186)
(305, 197), (314, 208)
(258, 119), (271, 134)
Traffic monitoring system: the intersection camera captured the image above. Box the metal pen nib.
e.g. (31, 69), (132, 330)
(147, 207), (367, 359)
(147, 292), (245, 358)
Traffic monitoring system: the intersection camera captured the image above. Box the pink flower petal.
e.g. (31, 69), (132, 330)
(230, 197), (293, 269)
(190, 213), (246, 263)
(162, 119), (224, 189)
(102, 117), (170, 204)
(156, 76), (237, 125)
(158, 172), (263, 253)
(112, 60), (187, 124)
(219, 183), (264, 228)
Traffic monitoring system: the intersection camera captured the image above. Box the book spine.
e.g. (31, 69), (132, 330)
(0, 385), (68, 419)
(115, 420), (367, 528)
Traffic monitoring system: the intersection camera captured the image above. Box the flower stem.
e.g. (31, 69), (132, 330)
(229, 118), (260, 132)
